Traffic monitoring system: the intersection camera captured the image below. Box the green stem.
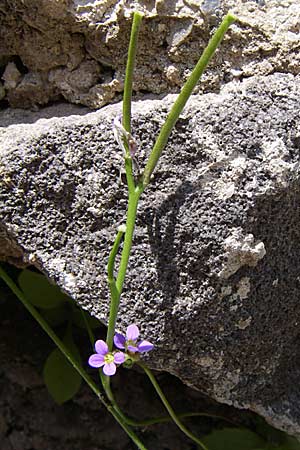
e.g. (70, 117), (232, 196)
(142, 13), (236, 187)
(140, 363), (209, 450)
(106, 282), (120, 352)
(123, 11), (143, 134)
(104, 10), (144, 417)
(116, 187), (142, 293)
(116, 416), (148, 450)
(101, 377), (236, 427)
(125, 156), (135, 194)
(133, 411), (237, 427)
(106, 186), (142, 351)
(104, 187), (142, 394)
(103, 9), (144, 416)
(105, 10), (144, 382)
(0, 266), (148, 450)
(0, 266), (107, 403)
(106, 227), (125, 351)
(122, 11), (143, 194)
(107, 227), (125, 283)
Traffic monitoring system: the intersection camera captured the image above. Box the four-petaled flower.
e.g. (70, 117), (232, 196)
(114, 324), (154, 354)
(88, 340), (125, 376)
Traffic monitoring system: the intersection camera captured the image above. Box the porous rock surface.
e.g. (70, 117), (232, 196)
(0, 0), (299, 108)
(1, 72), (300, 436)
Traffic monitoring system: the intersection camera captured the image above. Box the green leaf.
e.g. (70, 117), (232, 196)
(253, 415), (286, 446)
(271, 436), (300, 450)
(43, 327), (82, 404)
(202, 428), (266, 450)
(18, 269), (70, 309)
(252, 415), (300, 449)
(72, 308), (101, 330)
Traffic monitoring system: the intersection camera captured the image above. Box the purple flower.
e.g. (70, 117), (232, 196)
(88, 340), (125, 376)
(114, 324), (154, 354)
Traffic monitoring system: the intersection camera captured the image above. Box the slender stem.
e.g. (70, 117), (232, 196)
(106, 285), (120, 351)
(117, 418), (148, 450)
(142, 13), (236, 187)
(125, 156), (135, 194)
(104, 187), (142, 395)
(132, 411), (237, 427)
(116, 187), (143, 295)
(101, 376), (236, 427)
(106, 186), (142, 351)
(140, 363), (209, 450)
(0, 266), (107, 403)
(103, 10), (144, 414)
(122, 11), (143, 193)
(123, 11), (143, 134)
(106, 227), (125, 350)
(0, 266), (148, 450)
(107, 227), (125, 283)
(105, 9), (143, 382)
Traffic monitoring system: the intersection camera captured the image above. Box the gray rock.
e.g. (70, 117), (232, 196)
(0, 0), (299, 108)
(1, 72), (300, 436)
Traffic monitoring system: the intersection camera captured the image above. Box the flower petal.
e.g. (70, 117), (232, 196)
(103, 362), (116, 376)
(126, 324), (139, 341)
(114, 333), (126, 350)
(88, 354), (105, 368)
(137, 340), (154, 353)
(127, 344), (138, 353)
(95, 340), (108, 356)
(114, 352), (125, 365)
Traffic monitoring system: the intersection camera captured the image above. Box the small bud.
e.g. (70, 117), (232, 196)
(113, 115), (130, 156)
(113, 115), (139, 160)
(123, 357), (134, 369)
(118, 224), (127, 233)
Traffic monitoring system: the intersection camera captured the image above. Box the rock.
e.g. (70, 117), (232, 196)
(0, 0), (299, 108)
(2, 62), (22, 90)
(1, 72), (300, 436)
(6, 72), (58, 109)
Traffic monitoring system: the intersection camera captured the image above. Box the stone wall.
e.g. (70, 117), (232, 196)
(1, 1), (299, 108)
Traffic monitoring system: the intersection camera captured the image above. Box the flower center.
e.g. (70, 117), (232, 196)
(104, 353), (114, 364)
(127, 339), (136, 348)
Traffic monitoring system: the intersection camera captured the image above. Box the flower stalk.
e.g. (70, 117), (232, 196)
(142, 13), (236, 187)
(139, 362), (209, 450)
(106, 186), (142, 352)
(123, 11), (143, 194)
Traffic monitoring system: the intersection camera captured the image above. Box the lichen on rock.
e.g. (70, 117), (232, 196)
(219, 228), (266, 279)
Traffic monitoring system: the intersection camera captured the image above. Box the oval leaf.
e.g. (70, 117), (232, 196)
(274, 436), (300, 450)
(18, 269), (70, 309)
(43, 332), (81, 404)
(202, 428), (266, 450)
